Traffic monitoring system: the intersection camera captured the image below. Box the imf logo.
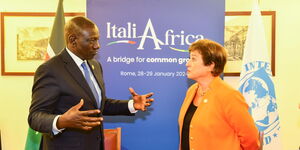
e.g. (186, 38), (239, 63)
(239, 63), (280, 145)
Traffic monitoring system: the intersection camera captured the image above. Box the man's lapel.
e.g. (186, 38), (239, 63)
(60, 49), (98, 108)
(87, 60), (105, 96)
(87, 60), (105, 110)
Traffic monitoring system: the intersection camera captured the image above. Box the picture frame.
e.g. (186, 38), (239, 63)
(1, 12), (85, 76)
(224, 11), (276, 76)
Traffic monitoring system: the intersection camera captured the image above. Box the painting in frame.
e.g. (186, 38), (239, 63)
(224, 11), (276, 76)
(1, 12), (85, 76)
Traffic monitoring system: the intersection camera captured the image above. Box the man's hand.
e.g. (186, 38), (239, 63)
(129, 88), (154, 111)
(57, 99), (103, 131)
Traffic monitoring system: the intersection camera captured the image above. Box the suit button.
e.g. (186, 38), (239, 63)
(190, 137), (194, 141)
(190, 125), (193, 129)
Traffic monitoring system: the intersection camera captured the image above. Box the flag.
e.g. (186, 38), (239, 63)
(25, 0), (65, 149)
(45, 0), (66, 60)
(238, 0), (282, 150)
(24, 128), (41, 150)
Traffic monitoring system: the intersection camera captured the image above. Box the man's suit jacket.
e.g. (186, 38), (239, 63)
(178, 77), (260, 150)
(28, 49), (132, 150)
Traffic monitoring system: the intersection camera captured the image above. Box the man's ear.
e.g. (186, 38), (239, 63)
(68, 35), (76, 46)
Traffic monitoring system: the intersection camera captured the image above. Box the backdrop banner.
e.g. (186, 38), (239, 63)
(87, 0), (225, 149)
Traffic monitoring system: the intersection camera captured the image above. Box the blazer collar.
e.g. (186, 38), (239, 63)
(87, 59), (105, 109)
(87, 60), (104, 89)
(60, 49), (99, 108)
(181, 77), (222, 115)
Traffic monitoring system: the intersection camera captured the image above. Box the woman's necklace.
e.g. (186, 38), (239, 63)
(197, 86), (209, 97)
(194, 86), (209, 106)
(198, 90), (207, 97)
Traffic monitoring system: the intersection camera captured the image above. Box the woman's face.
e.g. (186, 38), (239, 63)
(186, 50), (214, 80)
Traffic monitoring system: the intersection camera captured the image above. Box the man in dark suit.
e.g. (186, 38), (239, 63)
(28, 16), (154, 150)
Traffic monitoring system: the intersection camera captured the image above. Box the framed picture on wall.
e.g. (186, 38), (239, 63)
(224, 11), (276, 76)
(1, 12), (85, 76)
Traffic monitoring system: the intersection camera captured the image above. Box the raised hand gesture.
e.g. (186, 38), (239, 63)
(57, 99), (103, 131)
(129, 88), (154, 111)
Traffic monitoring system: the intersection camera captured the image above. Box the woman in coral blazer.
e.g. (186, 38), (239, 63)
(178, 39), (260, 150)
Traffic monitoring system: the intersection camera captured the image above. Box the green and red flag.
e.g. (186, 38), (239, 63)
(25, 0), (65, 149)
(45, 0), (66, 60)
